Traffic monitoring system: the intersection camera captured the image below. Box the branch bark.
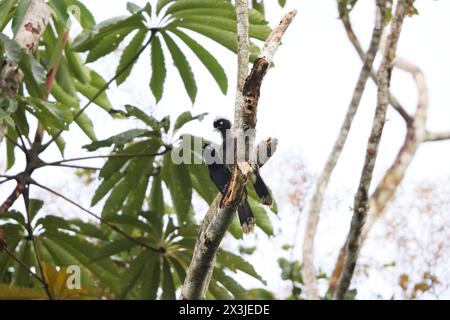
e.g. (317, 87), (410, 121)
(0, 0), (51, 144)
(180, 9), (297, 300)
(302, 0), (387, 300)
(329, 29), (430, 297)
(333, 0), (410, 300)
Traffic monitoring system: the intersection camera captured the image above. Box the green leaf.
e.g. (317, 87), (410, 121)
(6, 124), (16, 169)
(147, 174), (164, 237)
(0, 33), (22, 63)
(75, 111), (96, 141)
(101, 154), (154, 218)
(83, 129), (150, 151)
(91, 172), (122, 206)
(92, 238), (140, 262)
(44, 231), (119, 289)
(139, 254), (160, 299)
(72, 14), (144, 52)
(160, 31), (197, 104)
(165, 0), (233, 15)
(174, 111), (207, 133)
(118, 251), (154, 299)
(65, 45), (91, 84)
(161, 258), (176, 300)
(19, 54), (47, 96)
(278, 0), (287, 7)
(29, 199), (44, 222)
(209, 279), (233, 300)
(74, 78), (112, 112)
(86, 26), (136, 63)
(125, 104), (159, 128)
(168, 27), (227, 94)
(248, 198), (273, 236)
(213, 268), (247, 299)
(173, 16), (271, 41)
(172, 22), (260, 62)
(64, 0), (96, 29)
(12, 0), (30, 35)
(25, 98), (73, 132)
(116, 29), (148, 85)
(150, 35), (166, 103)
(156, 0), (175, 14)
(170, 8), (267, 25)
(217, 250), (266, 284)
(0, 0), (17, 30)
(161, 153), (192, 223)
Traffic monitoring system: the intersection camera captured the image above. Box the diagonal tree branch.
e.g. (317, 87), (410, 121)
(180, 8), (297, 300)
(333, 0), (410, 300)
(339, 2), (412, 124)
(302, 0), (387, 300)
(329, 31), (430, 297)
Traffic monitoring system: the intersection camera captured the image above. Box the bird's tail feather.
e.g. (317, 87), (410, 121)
(238, 200), (255, 234)
(253, 173), (272, 206)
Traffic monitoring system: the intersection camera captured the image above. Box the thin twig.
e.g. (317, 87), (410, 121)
(23, 186), (53, 300)
(4, 134), (26, 152)
(45, 163), (102, 171)
(31, 180), (164, 254)
(41, 31), (157, 151)
(2, 246), (47, 287)
(302, 0), (387, 300)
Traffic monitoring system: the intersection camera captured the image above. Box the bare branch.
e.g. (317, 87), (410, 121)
(334, 0), (410, 300)
(180, 9), (296, 300)
(329, 33), (430, 297)
(302, 0), (387, 300)
(425, 131), (450, 142)
(339, 2), (412, 124)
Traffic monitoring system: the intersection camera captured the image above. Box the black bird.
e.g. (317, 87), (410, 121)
(213, 118), (272, 206)
(202, 118), (273, 233)
(203, 143), (255, 234)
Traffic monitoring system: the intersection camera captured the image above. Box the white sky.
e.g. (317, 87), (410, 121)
(1, 0), (450, 299)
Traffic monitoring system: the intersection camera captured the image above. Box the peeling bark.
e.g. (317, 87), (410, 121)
(180, 9), (296, 300)
(0, 0), (51, 143)
(333, 0), (410, 300)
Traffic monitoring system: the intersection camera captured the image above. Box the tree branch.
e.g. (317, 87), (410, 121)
(180, 9), (297, 300)
(333, 0), (410, 300)
(302, 0), (387, 300)
(0, 0), (51, 144)
(339, 1), (413, 124)
(329, 42), (429, 295)
(424, 131), (450, 142)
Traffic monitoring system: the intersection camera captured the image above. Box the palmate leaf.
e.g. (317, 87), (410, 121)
(118, 250), (152, 299)
(150, 35), (166, 103)
(72, 14), (145, 52)
(43, 230), (120, 290)
(169, 22), (261, 62)
(161, 258), (176, 300)
(217, 249), (266, 285)
(213, 268), (247, 299)
(0, 33), (22, 63)
(0, 0), (18, 31)
(161, 152), (193, 223)
(167, 27), (227, 94)
(173, 111), (207, 133)
(116, 29), (148, 85)
(160, 31), (197, 104)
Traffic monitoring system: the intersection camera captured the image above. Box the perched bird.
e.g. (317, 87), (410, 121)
(213, 118), (272, 206)
(203, 143), (255, 233)
(202, 117), (273, 233)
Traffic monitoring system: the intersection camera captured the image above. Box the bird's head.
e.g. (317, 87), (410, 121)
(213, 117), (231, 136)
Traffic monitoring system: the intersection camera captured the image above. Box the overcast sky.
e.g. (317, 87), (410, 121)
(1, 0), (450, 299)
